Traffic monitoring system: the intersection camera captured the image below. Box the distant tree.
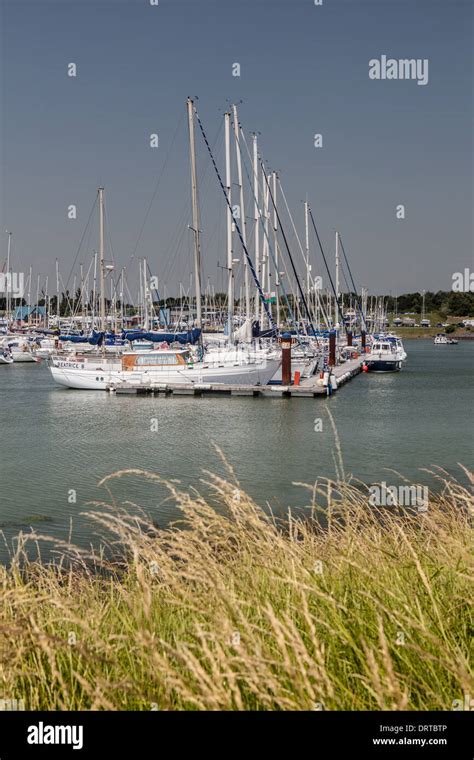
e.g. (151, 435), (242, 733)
(447, 292), (473, 317)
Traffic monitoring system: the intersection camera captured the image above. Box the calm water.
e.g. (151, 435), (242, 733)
(0, 340), (472, 560)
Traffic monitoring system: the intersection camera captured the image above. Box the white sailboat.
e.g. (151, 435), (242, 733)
(48, 100), (281, 391)
(49, 346), (279, 390)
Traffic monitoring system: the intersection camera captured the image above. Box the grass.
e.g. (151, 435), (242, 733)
(0, 456), (472, 711)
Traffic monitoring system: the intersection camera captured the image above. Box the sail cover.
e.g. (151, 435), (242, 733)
(121, 328), (201, 345)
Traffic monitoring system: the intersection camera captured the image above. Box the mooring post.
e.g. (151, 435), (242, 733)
(347, 331), (353, 347)
(329, 330), (336, 367)
(361, 330), (366, 352)
(281, 332), (292, 385)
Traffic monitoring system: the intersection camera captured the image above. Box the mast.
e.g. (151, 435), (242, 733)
(232, 104), (250, 320)
(98, 186), (106, 332)
(143, 258), (149, 331)
(35, 274), (40, 327)
(120, 268), (125, 331)
(335, 230), (340, 327)
(186, 98), (202, 330)
(261, 164), (269, 326)
(272, 171), (280, 329)
(224, 110), (233, 344)
(27, 266), (32, 328)
(44, 275), (49, 329)
(6, 231), (12, 326)
(92, 251), (98, 329)
(252, 133), (260, 322)
(304, 200), (310, 307)
(80, 263), (85, 328)
(55, 259), (60, 327)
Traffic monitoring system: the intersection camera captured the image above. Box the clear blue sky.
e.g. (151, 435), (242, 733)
(1, 0), (472, 297)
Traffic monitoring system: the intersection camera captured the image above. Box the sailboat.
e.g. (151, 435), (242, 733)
(48, 101), (280, 391)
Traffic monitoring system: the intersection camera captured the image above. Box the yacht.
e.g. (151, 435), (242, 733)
(48, 346), (280, 390)
(364, 339), (404, 372)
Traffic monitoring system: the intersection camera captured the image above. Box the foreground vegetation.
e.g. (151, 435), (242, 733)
(1, 461), (472, 711)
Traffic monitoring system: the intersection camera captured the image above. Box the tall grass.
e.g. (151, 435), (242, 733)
(0, 460), (472, 711)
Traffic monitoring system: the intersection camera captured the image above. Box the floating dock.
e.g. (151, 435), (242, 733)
(109, 358), (363, 399)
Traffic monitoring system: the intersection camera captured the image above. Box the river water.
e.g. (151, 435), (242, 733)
(0, 339), (472, 561)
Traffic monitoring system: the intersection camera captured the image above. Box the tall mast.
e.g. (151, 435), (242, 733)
(55, 258), (60, 326)
(120, 268), (124, 331)
(252, 133), (260, 322)
(5, 231), (12, 326)
(143, 258), (149, 330)
(335, 230), (340, 327)
(80, 263), (85, 328)
(233, 105), (250, 319)
(44, 275), (49, 329)
(186, 98), (202, 329)
(224, 111), (233, 344)
(98, 187), (106, 332)
(27, 266), (32, 328)
(92, 251), (98, 329)
(272, 171), (280, 329)
(261, 164), (269, 326)
(304, 200), (310, 306)
(35, 274), (40, 327)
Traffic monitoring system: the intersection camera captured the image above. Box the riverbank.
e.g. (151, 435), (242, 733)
(395, 329), (473, 339)
(1, 467), (472, 711)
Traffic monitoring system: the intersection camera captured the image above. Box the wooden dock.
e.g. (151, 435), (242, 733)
(110, 358), (363, 399)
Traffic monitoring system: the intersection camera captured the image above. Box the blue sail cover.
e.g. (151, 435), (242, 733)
(121, 328), (201, 345)
(59, 334), (87, 343)
(59, 332), (125, 346)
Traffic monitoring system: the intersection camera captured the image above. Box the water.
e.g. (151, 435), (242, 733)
(0, 340), (472, 561)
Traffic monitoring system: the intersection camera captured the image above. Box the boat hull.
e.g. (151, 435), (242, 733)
(49, 358), (281, 390)
(366, 359), (402, 373)
(11, 351), (38, 362)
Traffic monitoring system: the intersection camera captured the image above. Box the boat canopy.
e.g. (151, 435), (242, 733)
(121, 328), (201, 345)
(59, 331), (125, 346)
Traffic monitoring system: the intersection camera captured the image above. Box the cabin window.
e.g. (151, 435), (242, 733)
(135, 353), (179, 366)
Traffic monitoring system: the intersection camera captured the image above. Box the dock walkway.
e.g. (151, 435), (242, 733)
(110, 358), (363, 399)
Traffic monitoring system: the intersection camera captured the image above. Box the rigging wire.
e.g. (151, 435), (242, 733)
(307, 207), (347, 332)
(193, 104), (276, 332)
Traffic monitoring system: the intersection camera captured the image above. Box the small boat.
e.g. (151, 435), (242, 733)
(7, 340), (40, 362)
(364, 340), (403, 372)
(434, 334), (458, 345)
(0, 347), (13, 365)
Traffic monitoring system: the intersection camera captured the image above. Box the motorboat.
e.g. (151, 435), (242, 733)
(434, 334), (458, 345)
(0, 347), (13, 365)
(364, 339), (404, 372)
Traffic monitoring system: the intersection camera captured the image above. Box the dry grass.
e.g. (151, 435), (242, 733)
(0, 459), (472, 711)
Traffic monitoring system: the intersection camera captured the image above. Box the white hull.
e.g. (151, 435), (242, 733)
(0, 354), (13, 365)
(50, 358), (280, 390)
(11, 350), (38, 362)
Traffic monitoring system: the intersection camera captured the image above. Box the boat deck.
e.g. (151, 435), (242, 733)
(110, 358), (363, 399)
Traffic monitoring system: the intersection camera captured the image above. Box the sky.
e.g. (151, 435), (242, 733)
(0, 0), (472, 299)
